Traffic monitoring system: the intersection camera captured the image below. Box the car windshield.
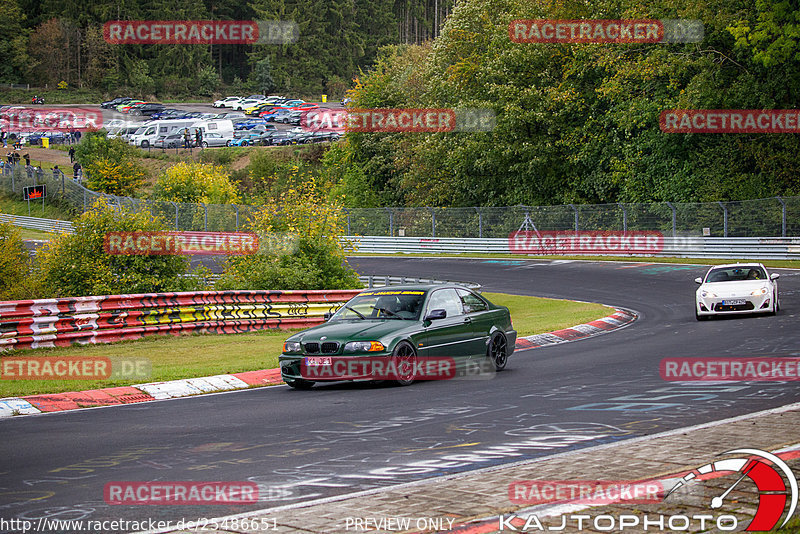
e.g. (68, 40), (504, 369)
(706, 266), (767, 283)
(331, 290), (427, 321)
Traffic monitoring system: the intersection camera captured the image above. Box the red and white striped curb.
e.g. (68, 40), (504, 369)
(514, 309), (637, 350)
(0, 369), (282, 418)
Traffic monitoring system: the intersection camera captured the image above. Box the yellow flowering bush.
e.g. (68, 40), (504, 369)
(216, 171), (360, 290)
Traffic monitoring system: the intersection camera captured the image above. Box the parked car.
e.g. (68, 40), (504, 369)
(278, 285), (516, 389)
(131, 103), (166, 116)
(154, 132), (191, 149)
(289, 103), (319, 111)
(199, 132), (234, 147)
(213, 111), (246, 120)
(270, 109), (296, 123)
(213, 96), (243, 108)
(261, 131), (301, 145)
(116, 100), (144, 113)
(101, 97), (132, 109)
(232, 98), (266, 111)
(244, 102), (275, 116)
(695, 263), (780, 320)
(246, 94), (267, 100)
(234, 118), (268, 130)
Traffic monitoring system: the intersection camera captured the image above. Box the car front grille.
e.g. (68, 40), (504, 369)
(321, 342), (339, 354)
(302, 342), (339, 354)
(714, 302), (755, 312)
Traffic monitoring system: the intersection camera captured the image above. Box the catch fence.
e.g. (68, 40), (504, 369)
(1, 163), (798, 237)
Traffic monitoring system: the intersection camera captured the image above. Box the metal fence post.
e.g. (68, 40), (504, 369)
(569, 204), (578, 233)
(83, 189), (86, 211)
(475, 207), (482, 238)
(346, 209), (351, 235)
(617, 202), (627, 233)
(777, 196), (786, 237)
(204, 203), (208, 231)
(718, 201), (728, 237)
(429, 207), (436, 237)
(384, 207), (393, 236)
(171, 202), (178, 230)
(235, 204), (239, 231)
(665, 202), (677, 237)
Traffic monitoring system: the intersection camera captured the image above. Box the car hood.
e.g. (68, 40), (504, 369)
(290, 320), (413, 343)
(699, 281), (771, 296)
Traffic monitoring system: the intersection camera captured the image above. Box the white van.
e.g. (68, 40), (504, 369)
(128, 119), (197, 148)
(190, 119), (235, 138)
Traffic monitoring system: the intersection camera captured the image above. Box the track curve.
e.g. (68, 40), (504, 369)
(2, 257), (799, 532)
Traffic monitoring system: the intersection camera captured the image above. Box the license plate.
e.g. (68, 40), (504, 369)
(305, 357), (332, 366)
(722, 299), (746, 305)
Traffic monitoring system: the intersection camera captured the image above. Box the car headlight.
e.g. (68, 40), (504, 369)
(701, 290), (716, 298)
(751, 287), (768, 295)
(283, 341), (302, 353)
(343, 341), (385, 353)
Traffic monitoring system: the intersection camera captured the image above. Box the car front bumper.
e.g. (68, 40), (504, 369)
(697, 293), (773, 315)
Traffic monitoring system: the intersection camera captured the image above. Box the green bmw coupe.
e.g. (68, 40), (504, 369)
(279, 284), (517, 389)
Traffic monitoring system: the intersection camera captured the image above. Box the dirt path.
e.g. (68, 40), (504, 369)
(6, 146), (73, 169)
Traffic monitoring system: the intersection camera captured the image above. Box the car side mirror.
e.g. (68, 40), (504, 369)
(694, 277), (703, 284)
(323, 312), (332, 322)
(424, 309), (447, 322)
(771, 273), (780, 280)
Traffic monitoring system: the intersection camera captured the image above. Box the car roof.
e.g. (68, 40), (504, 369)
(708, 263), (766, 270)
(358, 284), (469, 293)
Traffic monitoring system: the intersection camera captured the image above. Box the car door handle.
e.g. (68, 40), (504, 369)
(463, 317), (472, 324)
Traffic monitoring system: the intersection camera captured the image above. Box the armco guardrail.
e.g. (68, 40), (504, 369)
(0, 213), (73, 234)
(3, 214), (799, 259)
(344, 235), (800, 260)
(359, 275), (481, 291)
(0, 290), (361, 352)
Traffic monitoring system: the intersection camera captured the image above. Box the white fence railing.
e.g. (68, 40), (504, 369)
(3, 216), (800, 259)
(0, 213), (74, 234)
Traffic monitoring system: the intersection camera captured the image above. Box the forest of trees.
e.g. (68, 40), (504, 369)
(0, 0), (454, 96)
(326, 0), (800, 206)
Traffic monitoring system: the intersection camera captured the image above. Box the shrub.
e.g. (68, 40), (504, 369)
(35, 200), (206, 298)
(0, 223), (35, 300)
(215, 174), (360, 290)
(152, 162), (240, 204)
(84, 156), (147, 196)
(76, 131), (148, 196)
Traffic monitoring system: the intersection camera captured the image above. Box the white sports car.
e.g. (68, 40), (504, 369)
(695, 263), (780, 320)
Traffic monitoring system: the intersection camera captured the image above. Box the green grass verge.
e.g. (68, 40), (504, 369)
(0, 292), (611, 397)
(0, 192), (74, 221)
(349, 253), (800, 270)
(16, 227), (57, 240)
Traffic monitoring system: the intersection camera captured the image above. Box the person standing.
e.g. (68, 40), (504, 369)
(73, 161), (82, 181)
(23, 153), (30, 166)
(183, 128), (191, 149)
(68, 146), (75, 162)
(195, 128), (203, 148)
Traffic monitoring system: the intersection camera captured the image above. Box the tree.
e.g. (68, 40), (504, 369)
(252, 58), (275, 95)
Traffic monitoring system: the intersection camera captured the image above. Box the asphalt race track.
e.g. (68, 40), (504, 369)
(2, 257), (799, 532)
